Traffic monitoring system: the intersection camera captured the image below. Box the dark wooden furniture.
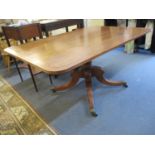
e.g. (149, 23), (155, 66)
(40, 19), (84, 37)
(150, 21), (155, 53)
(104, 19), (117, 26)
(0, 32), (3, 37)
(2, 23), (43, 46)
(105, 19), (155, 53)
(4, 26), (149, 116)
(136, 19), (155, 53)
(2, 23), (46, 92)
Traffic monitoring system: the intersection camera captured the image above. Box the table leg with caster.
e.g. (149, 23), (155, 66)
(50, 62), (128, 117)
(50, 71), (80, 92)
(85, 71), (98, 117)
(91, 66), (128, 88)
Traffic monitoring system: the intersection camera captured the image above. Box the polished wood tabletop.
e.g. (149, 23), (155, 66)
(4, 26), (149, 75)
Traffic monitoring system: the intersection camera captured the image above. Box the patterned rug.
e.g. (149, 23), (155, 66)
(0, 76), (57, 135)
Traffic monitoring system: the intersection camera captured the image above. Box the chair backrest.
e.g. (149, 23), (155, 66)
(40, 19), (84, 37)
(2, 23), (43, 47)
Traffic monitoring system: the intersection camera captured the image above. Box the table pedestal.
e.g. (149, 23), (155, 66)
(51, 62), (128, 116)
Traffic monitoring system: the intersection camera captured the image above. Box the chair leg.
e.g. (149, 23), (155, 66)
(27, 64), (38, 92)
(7, 56), (10, 72)
(49, 75), (53, 85)
(13, 57), (23, 82)
(54, 75), (58, 78)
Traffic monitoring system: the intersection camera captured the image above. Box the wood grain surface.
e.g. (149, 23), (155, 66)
(4, 26), (149, 74)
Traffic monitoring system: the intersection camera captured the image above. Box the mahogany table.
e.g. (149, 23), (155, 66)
(4, 26), (149, 116)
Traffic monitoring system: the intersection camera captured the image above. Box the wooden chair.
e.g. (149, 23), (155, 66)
(0, 32), (18, 70)
(2, 23), (43, 46)
(2, 23), (43, 70)
(2, 23), (52, 92)
(40, 19), (84, 37)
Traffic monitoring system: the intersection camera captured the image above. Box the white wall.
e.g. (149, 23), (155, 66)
(84, 19), (104, 27)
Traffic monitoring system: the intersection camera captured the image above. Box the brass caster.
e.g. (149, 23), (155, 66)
(90, 109), (98, 117)
(51, 88), (56, 93)
(123, 83), (128, 88)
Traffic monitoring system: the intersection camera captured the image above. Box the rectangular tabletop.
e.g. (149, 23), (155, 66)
(4, 26), (149, 74)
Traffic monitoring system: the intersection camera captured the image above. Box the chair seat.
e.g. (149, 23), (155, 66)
(0, 38), (18, 69)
